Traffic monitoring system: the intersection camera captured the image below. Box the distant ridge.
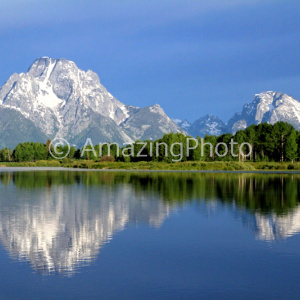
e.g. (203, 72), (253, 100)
(175, 91), (300, 137)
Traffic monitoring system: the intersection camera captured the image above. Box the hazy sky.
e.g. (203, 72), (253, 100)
(1, 0), (299, 122)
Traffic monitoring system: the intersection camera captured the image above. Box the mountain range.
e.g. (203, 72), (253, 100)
(1, 57), (300, 148)
(175, 91), (300, 137)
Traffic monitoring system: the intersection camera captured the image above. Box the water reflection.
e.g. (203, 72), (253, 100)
(256, 209), (300, 240)
(0, 171), (299, 275)
(0, 172), (172, 275)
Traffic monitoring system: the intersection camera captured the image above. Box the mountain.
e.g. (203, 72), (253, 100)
(172, 119), (191, 131)
(174, 115), (225, 137)
(188, 114), (226, 137)
(227, 91), (300, 134)
(176, 91), (300, 137)
(121, 104), (184, 141)
(0, 107), (48, 149)
(0, 57), (184, 148)
(1, 59), (299, 149)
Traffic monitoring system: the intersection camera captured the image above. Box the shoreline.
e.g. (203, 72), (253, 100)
(1, 166), (300, 174)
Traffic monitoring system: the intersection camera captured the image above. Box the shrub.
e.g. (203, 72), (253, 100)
(36, 160), (61, 167)
(47, 160), (61, 167)
(35, 160), (48, 167)
(100, 155), (115, 162)
(257, 162), (280, 170)
(224, 166), (235, 171)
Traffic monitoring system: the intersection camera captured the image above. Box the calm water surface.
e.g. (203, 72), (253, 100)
(0, 170), (300, 299)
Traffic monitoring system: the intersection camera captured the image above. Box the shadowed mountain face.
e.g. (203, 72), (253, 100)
(0, 107), (48, 149)
(0, 171), (299, 275)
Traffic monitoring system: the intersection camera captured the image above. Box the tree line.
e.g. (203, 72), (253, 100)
(0, 121), (299, 163)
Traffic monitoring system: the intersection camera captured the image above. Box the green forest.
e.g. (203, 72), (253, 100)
(1, 121), (300, 164)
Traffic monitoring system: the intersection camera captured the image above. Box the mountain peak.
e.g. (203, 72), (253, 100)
(0, 58), (185, 148)
(179, 114), (225, 137)
(255, 91), (276, 96)
(202, 114), (221, 121)
(149, 104), (165, 115)
(27, 57), (79, 78)
(227, 91), (300, 134)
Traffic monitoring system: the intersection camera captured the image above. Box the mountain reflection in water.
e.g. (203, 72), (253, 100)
(0, 171), (299, 276)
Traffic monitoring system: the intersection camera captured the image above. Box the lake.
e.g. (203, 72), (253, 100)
(0, 170), (300, 299)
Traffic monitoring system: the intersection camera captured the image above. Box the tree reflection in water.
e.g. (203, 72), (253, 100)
(0, 171), (299, 275)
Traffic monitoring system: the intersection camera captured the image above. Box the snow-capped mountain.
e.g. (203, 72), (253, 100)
(1, 60), (299, 149)
(227, 91), (300, 134)
(175, 115), (225, 137)
(175, 91), (300, 138)
(188, 114), (226, 137)
(122, 104), (184, 141)
(0, 57), (184, 148)
(172, 119), (191, 131)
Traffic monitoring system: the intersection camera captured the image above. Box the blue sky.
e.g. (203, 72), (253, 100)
(1, 0), (300, 122)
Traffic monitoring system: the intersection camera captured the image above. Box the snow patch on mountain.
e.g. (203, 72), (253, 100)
(187, 114), (226, 137)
